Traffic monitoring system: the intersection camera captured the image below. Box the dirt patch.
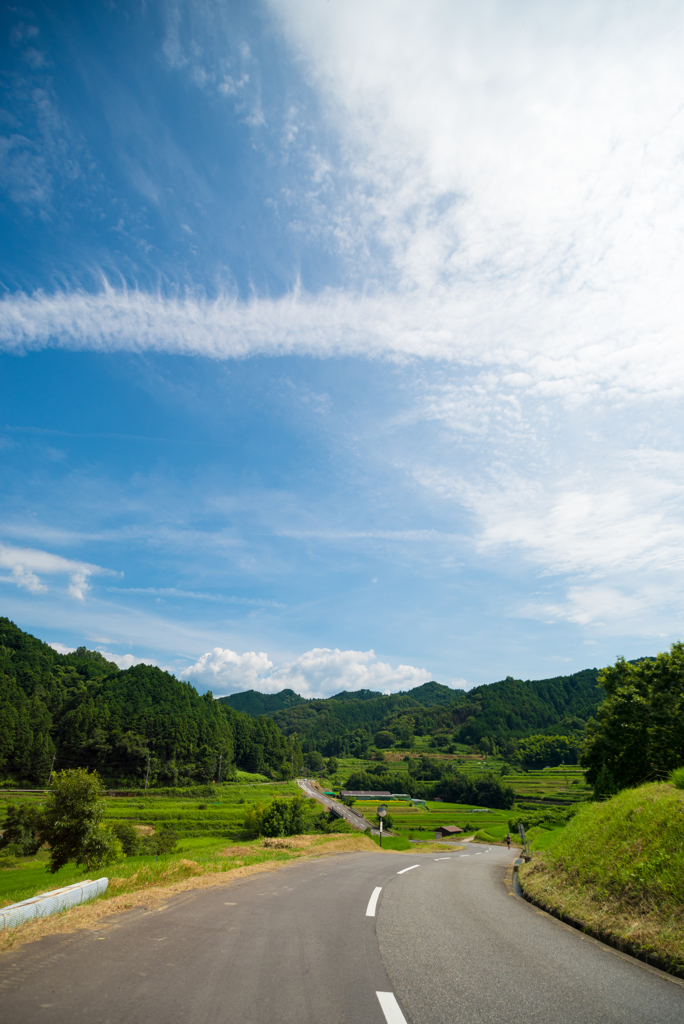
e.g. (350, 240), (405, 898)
(133, 825), (155, 836)
(219, 846), (255, 858)
(260, 834), (378, 854)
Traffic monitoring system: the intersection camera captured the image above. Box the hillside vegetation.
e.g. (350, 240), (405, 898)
(0, 618), (302, 786)
(519, 782), (684, 971)
(583, 643), (684, 795)
(220, 668), (604, 759)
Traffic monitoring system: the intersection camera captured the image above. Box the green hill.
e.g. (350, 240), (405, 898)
(219, 688), (306, 716)
(519, 781), (684, 972)
(0, 618), (300, 787)
(219, 668), (604, 758)
(401, 680), (466, 706)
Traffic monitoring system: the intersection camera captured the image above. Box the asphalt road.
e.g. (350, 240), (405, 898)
(1, 844), (683, 1024)
(297, 777), (375, 831)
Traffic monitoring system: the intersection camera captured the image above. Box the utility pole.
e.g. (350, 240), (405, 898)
(47, 754), (56, 788)
(144, 754), (150, 794)
(217, 754), (223, 785)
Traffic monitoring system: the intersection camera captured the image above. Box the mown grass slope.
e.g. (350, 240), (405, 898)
(519, 782), (684, 970)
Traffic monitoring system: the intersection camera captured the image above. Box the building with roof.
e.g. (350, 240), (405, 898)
(434, 825), (463, 839)
(339, 790), (392, 800)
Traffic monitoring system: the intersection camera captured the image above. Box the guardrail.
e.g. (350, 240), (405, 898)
(0, 878), (108, 930)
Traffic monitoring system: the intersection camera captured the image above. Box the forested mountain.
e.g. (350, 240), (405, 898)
(222, 668), (605, 757)
(0, 619), (300, 786)
(1, 615), (611, 785)
(221, 688), (306, 716)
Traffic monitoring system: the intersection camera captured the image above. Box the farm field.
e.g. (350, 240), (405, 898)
(317, 754), (591, 806)
(0, 777), (304, 908)
(350, 799), (514, 840)
(0, 761), (589, 911)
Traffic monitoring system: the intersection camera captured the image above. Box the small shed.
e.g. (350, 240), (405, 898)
(434, 825), (463, 839)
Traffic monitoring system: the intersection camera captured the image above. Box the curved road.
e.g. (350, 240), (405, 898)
(1, 844), (683, 1023)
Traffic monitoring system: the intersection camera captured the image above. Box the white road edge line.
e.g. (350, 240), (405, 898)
(377, 991), (408, 1024)
(397, 864), (420, 874)
(366, 886), (382, 917)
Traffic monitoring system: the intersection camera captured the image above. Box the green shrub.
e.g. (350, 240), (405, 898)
(508, 805), (577, 831)
(244, 796), (307, 838)
(139, 828), (179, 856)
(669, 767), (684, 790)
(0, 804), (42, 856)
(110, 821), (140, 856)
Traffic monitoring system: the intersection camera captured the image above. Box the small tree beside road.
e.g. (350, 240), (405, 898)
(40, 768), (122, 873)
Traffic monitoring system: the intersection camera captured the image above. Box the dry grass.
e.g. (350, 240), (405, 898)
(0, 832), (378, 955)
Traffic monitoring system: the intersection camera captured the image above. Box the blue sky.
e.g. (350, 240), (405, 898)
(2, 1), (684, 696)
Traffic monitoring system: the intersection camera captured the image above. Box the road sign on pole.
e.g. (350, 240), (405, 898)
(377, 804), (387, 848)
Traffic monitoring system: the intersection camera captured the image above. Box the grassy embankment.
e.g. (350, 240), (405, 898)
(519, 782), (684, 972)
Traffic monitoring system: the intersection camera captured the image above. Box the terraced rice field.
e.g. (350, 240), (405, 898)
(351, 799), (514, 840)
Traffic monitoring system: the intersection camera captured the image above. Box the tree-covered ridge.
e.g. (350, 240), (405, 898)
(221, 667), (604, 757)
(220, 687), (306, 717)
(0, 618), (301, 786)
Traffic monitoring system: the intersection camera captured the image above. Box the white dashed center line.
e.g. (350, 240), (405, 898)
(377, 991), (408, 1024)
(365, 886), (382, 917)
(397, 864), (420, 875)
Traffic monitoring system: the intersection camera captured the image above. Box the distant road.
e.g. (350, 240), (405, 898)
(2, 844), (683, 1023)
(297, 776), (376, 831)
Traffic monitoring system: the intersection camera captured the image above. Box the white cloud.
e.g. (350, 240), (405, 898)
(265, 647), (432, 698)
(183, 644), (438, 698)
(2, 4), (684, 410)
(106, 586), (285, 607)
(48, 642), (75, 655)
(98, 651), (158, 670)
(412, 446), (684, 581)
(10, 563), (48, 594)
(184, 647), (274, 689)
(0, 543), (118, 600)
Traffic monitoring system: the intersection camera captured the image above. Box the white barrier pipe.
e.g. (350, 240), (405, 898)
(0, 877), (108, 930)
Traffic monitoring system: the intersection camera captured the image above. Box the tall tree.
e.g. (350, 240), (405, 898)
(582, 644), (684, 790)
